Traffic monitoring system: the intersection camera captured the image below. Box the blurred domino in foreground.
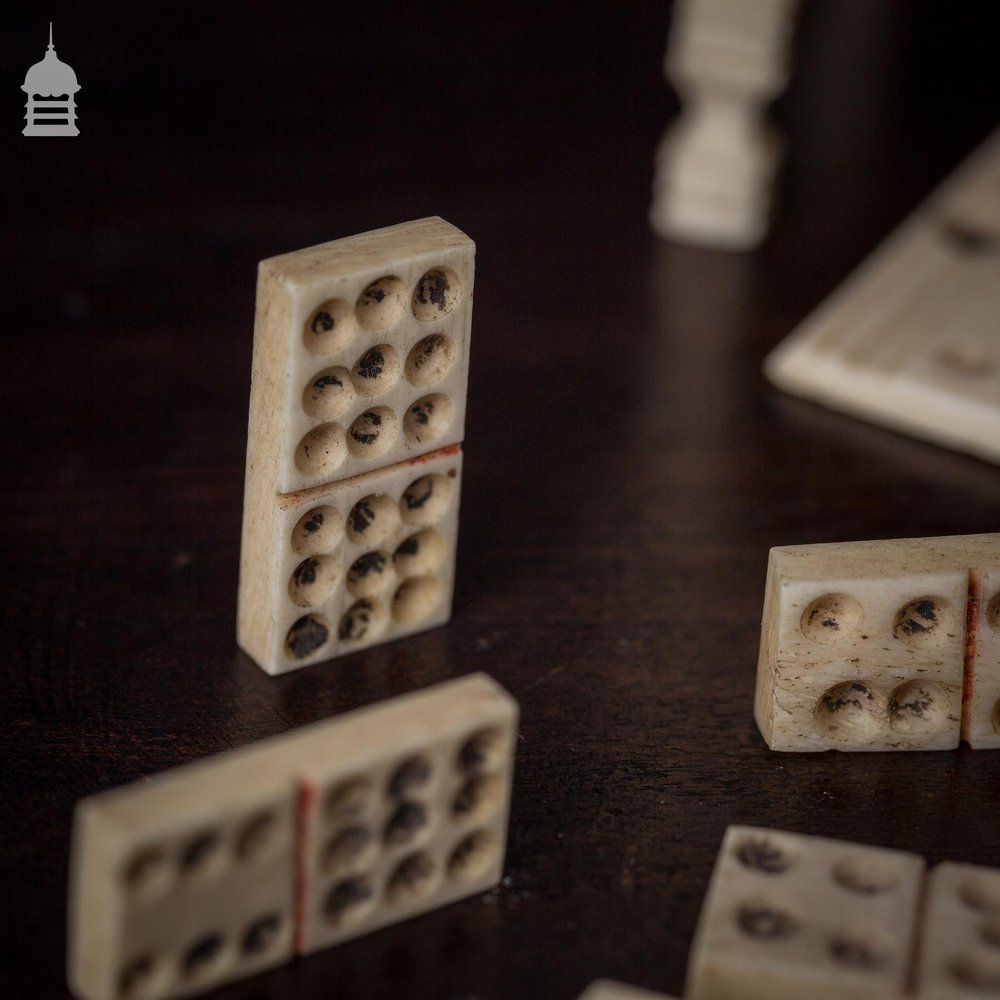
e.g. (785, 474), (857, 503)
(766, 127), (1000, 462)
(68, 673), (517, 1000)
(756, 532), (1000, 751)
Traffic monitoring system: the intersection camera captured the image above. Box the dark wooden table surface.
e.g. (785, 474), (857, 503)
(2, 2), (998, 997)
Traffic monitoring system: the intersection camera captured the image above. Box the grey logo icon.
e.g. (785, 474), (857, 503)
(22, 23), (80, 137)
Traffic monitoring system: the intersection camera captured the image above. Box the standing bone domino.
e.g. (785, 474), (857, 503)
(686, 826), (926, 1000)
(67, 673), (517, 1000)
(238, 218), (474, 674)
(755, 532), (1000, 752)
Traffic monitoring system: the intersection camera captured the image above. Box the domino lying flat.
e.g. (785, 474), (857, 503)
(765, 126), (1000, 463)
(67, 673), (517, 1000)
(238, 218), (475, 674)
(687, 826), (1000, 1000)
(755, 532), (1000, 751)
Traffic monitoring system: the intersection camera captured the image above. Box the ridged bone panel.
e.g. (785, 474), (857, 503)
(68, 674), (517, 1000)
(755, 532), (1000, 752)
(239, 445), (462, 676)
(246, 216), (474, 497)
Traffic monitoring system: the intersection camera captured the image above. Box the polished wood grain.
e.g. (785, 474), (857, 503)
(2, 2), (997, 997)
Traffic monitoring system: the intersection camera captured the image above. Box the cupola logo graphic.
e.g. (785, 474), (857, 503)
(22, 23), (80, 136)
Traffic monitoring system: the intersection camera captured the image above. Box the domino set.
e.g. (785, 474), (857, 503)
(766, 127), (1000, 463)
(67, 673), (517, 1000)
(237, 217), (474, 675)
(755, 532), (1000, 752)
(650, 0), (799, 250)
